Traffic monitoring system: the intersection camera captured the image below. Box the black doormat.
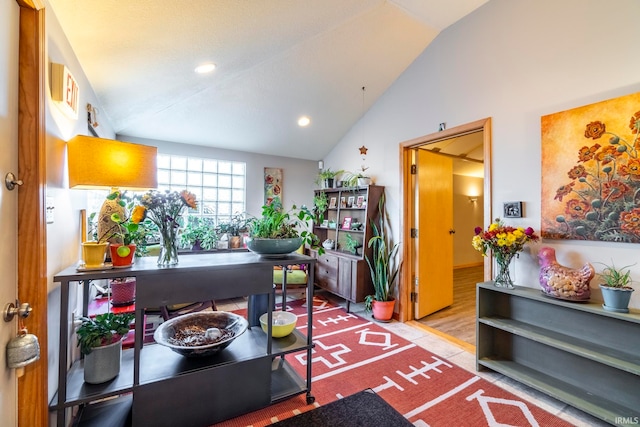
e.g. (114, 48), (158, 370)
(271, 389), (413, 427)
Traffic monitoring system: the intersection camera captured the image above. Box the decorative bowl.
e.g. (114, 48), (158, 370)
(245, 237), (302, 258)
(259, 311), (297, 338)
(153, 311), (248, 357)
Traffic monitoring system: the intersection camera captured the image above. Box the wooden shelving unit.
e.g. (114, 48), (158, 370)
(309, 185), (383, 308)
(476, 282), (640, 427)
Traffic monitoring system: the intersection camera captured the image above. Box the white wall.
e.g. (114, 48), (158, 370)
(324, 0), (640, 308)
(453, 175), (483, 267)
(123, 136), (318, 218)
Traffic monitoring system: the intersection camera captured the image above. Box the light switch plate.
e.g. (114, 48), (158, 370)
(46, 197), (54, 223)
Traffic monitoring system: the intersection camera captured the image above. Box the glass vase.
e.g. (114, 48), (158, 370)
(158, 223), (179, 266)
(494, 252), (515, 288)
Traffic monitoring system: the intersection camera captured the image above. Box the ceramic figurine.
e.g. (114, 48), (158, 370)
(538, 247), (594, 301)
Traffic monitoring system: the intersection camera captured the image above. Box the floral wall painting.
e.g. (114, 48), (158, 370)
(541, 91), (640, 242)
(264, 167), (283, 206)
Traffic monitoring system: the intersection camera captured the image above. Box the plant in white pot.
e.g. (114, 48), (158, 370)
(598, 261), (635, 313)
(76, 312), (134, 384)
(364, 195), (401, 321)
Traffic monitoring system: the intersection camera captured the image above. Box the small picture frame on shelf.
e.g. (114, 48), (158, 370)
(347, 196), (355, 208)
(322, 219), (329, 227)
(329, 197), (337, 209)
(340, 197), (347, 208)
(342, 217), (352, 230)
(356, 196), (365, 208)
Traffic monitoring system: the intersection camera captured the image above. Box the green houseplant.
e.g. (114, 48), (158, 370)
(246, 200), (323, 256)
(180, 216), (218, 250)
(598, 260), (635, 313)
(312, 192), (329, 224)
(76, 312), (134, 384)
(315, 168), (344, 189)
(217, 213), (249, 248)
(364, 195), (400, 321)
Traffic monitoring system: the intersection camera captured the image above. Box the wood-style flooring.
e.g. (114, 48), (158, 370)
(415, 265), (483, 347)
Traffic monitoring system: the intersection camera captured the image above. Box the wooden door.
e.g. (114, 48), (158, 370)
(414, 149), (454, 318)
(1, 1), (20, 422)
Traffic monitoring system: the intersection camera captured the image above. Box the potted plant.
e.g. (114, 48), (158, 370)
(180, 216), (218, 250)
(76, 312), (135, 384)
(315, 168), (344, 189)
(343, 233), (362, 255)
(598, 260), (635, 313)
(246, 200), (324, 256)
(342, 168), (372, 188)
(364, 195), (401, 321)
(217, 213), (249, 249)
(312, 192), (329, 224)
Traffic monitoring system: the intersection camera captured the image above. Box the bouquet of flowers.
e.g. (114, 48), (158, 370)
(139, 190), (197, 265)
(472, 218), (539, 287)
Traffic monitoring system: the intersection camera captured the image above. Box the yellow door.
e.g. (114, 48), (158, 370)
(415, 149), (454, 318)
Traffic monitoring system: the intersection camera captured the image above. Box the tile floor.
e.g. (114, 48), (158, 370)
(216, 290), (611, 427)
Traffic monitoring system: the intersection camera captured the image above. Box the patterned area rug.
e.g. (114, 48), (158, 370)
(214, 297), (573, 427)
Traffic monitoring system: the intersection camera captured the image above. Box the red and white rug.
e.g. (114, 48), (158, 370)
(215, 297), (573, 427)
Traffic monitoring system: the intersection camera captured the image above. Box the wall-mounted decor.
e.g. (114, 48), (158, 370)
(541, 91), (640, 242)
(503, 202), (522, 218)
(264, 167), (282, 206)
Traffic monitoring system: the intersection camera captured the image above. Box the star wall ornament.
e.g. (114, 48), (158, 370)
(359, 146), (368, 155)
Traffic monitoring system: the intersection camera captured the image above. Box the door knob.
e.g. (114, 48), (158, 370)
(3, 300), (32, 322)
(5, 172), (23, 191)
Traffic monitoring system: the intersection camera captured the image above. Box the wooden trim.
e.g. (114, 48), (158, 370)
(453, 262), (483, 270)
(17, 3), (48, 427)
(398, 118), (492, 322)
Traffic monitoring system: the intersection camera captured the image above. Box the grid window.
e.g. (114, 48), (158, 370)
(157, 154), (246, 224)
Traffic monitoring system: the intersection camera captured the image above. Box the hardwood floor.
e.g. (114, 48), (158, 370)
(415, 265), (483, 346)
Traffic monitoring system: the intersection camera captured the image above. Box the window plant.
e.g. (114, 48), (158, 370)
(180, 216), (218, 250)
(597, 260), (635, 312)
(364, 195), (401, 320)
(217, 213), (249, 248)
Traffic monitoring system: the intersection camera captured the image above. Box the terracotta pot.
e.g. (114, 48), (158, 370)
(109, 244), (136, 267)
(372, 298), (395, 322)
(229, 236), (243, 249)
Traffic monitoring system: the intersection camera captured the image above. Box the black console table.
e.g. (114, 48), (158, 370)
(51, 252), (316, 426)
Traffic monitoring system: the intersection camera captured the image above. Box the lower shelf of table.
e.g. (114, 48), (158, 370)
(478, 358), (640, 427)
(51, 326), (311, 410)
(72, 358), (309, 427)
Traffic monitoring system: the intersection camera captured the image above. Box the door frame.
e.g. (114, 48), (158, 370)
(17, 1), (48, 426)
(398, 118), (492, 322)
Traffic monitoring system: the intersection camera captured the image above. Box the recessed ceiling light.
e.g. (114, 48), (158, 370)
(298, 116), (311, 127)
(195, 63), (216, 74)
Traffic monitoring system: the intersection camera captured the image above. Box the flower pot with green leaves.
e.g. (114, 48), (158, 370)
(217, 213), (249, 249)
(180, 216), (218, 250)
(364, 195), (401, 321)
(598, 260), (635, 313)
(315, 168), (344, 189)
(312, 192), (329, 225)
(246, 200), (324, 257)
(342, 170), (371, 188)
(76, 312), (134, 384)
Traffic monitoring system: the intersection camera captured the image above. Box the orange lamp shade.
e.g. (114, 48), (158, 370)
(67, 135), (158, 190)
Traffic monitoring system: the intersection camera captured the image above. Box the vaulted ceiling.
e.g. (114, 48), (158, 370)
(48, 0), (488, 160)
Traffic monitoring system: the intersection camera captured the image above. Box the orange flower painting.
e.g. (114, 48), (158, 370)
(541, 91), (640, 242)
(264, 167), (283, 206)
